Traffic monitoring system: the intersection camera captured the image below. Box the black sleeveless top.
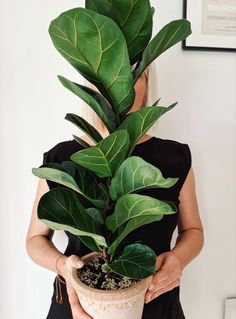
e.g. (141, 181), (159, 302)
(43, 136), (191, 319)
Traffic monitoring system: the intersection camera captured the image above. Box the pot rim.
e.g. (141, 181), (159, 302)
(71, 251), (153, 295)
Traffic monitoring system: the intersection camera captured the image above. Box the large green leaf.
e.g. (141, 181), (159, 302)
(105, 193), (176, 232)
(107, 198), (177, 255)
(58, 76), (117, 133)
(109, 156), (179, 200)
(133, 19), (191, 82)
(32, 166), (79, 191)
(65, 113), (103, 144)
(86, 207), (104, 224)
(49, 7), (135, 114)
(61, 161), (108, 209)
(79, 236), (101, 253)
(70, 130), (130, 178)
(111, 0), (153, 64)
(32, 161), (108, 210)
(85, 0), (112, 16)
(118, 104), (177, 156)
(87, 0), (153, 65)
(78, 208), (105, 252)
(107, 243), (156, 279)
(38, 187), (107, 248)
(108, 213), (163, 255)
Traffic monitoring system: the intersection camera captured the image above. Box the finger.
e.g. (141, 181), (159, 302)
(67, 282), (80, 307)
(72, 302), (93, 319)
(145, 279), (180, 303)
(151, 279), (169, 291)
(153, 268), (169, 284)
(146, 278), (170, 301)
(152, 265), (181, 291)
(149, 275), (178, 293)
(155, 258), (175, 281)
(154, 278), (180, 296)
(147, 270), (168, 292)
(152, 257), (180, 286)
(67, 283), (93, 319)
(155, 254), (164, 271)
(66, 255), (85, 272)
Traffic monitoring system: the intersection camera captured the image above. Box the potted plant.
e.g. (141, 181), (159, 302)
(32, 1), (191, 318)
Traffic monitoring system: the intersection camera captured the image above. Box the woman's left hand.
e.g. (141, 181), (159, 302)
(144, 251), (182, 304)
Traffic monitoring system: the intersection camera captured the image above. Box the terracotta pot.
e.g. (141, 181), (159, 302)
(69, 252), (153, 319)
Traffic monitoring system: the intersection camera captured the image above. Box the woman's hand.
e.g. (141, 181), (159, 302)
(60, 255), (93, 319)
(144, 251), (182, 304)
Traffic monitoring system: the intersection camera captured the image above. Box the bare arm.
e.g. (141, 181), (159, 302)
(25, 178), (92, 319)
(145, 166), (204, 303)
(172, 167), (204, 269)
(25, 178), (67, 276)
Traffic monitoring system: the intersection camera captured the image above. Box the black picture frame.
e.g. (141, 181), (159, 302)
(182, 0), (236, 52)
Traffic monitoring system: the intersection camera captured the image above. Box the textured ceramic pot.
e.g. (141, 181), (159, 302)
(69, 251), (153, 319)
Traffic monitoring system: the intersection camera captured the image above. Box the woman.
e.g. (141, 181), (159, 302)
(26, 64), (204, 319)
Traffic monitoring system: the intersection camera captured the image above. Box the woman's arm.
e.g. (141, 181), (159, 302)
(172, 166), (204, 269)
(25, 178), (92, 319)
(25, 178), (67, 275)
(145, 167), (204, 303)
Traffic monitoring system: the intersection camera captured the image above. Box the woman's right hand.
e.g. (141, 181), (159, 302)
(60, 255), (93, 319)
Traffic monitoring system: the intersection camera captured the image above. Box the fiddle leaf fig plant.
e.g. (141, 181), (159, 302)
(32, 1), (192, 280)
(49, 7), (135, 115)
(85, 0), (153, 64)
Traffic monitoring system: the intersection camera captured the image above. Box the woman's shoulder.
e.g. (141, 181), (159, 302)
(150, 136), (192, 171)
(152, 136), (190, 152)
(156, 136), (191, 163)
(45, 138), (76, 153)
(150, 137), (192, 189)
(43, 138), (78, 164)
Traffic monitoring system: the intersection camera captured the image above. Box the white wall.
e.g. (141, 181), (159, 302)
(0, 0), (235, 318)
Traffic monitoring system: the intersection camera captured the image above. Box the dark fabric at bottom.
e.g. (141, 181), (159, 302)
(142, 287), (185, 319)
(46, 276), (185, 319)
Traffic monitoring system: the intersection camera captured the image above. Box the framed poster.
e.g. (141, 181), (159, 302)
(182, 0), (236, 51)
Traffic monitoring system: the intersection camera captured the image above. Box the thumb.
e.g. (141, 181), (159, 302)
(155, 254), (164, 271)
(66, 255), (85, 273)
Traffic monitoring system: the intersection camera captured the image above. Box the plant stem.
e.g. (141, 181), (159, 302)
(102, 247), (110, 264)
(115, 112), (121, 126)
